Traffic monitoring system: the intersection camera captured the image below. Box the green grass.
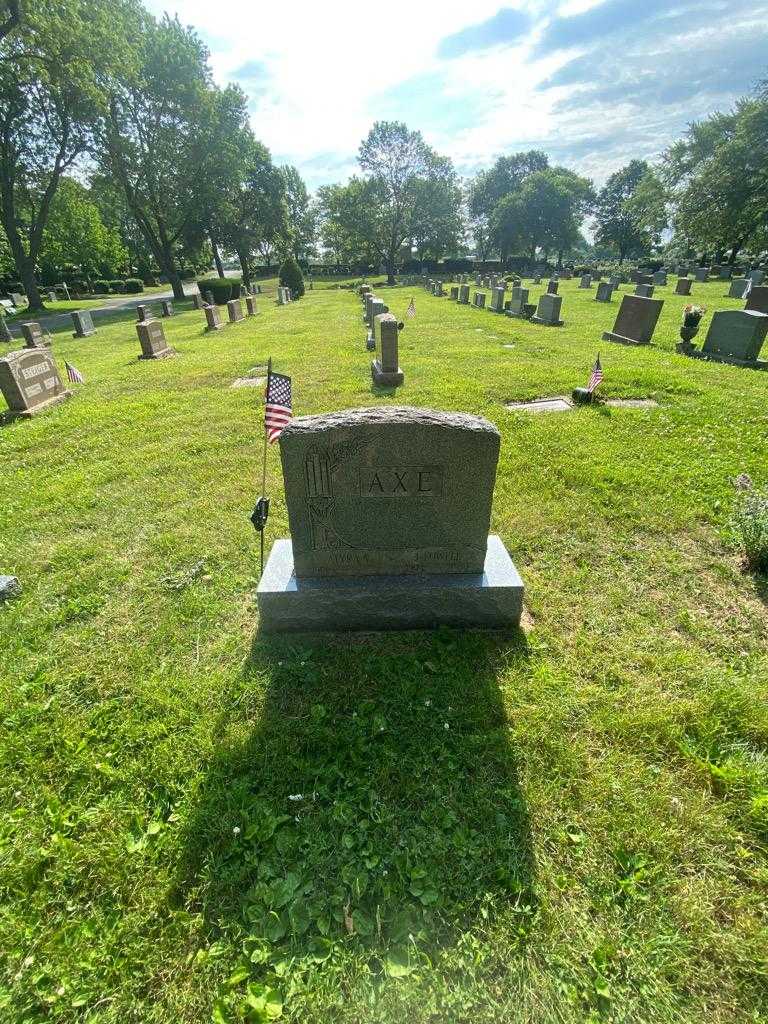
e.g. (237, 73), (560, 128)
(1, 277), (767, 1024)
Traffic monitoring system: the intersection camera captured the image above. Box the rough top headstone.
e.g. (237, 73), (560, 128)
(136, 318), (175, 359)
(700, 309), (768, 364)
(532, 292), (563, 326)
(21, 322), (48, 349)
(278, 406), (500, 578)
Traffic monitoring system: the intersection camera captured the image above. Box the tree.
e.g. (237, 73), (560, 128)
(219, 140), (287, 287)
(0, 1), (19, 45)
(409, 158), (464, 262)
(0, 0), (139, 308)
(663, 88), (768, 263)
(39, 177), (127, 280)
(593, 160), (652, 261)
(101, 14), (244, 300)
(488, 166), (593, 267)
(357, 120), (454, 283)
(279, 254), (304, 298)
(279, 165), (315, 263)
(624, 167), (668, 251)
(468, 150), (549, 261)
(317, 177), (391, 269)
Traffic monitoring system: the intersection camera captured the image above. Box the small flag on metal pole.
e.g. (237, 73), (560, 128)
(586, 354), (603, 394)
(251, 360), (293, 578)
(406, 297), (416, 318)
(65, 361), (85, 384)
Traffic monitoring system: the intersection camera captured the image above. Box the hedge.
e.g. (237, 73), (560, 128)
(93, 280), (111, 294)
(279, 256), (305, 299)
(125, 278), (144, 294)
(196, 276), (241, 304)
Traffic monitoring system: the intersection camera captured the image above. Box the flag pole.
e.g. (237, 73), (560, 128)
(251, 356), (272, 579)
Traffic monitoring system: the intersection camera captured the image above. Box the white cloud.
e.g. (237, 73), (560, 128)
(144, 0), (768, 191)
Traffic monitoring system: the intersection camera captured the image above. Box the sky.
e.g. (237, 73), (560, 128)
(145, 0), (768, 193)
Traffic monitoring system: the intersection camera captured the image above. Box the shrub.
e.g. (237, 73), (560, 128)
(125, 278), (144, 294)
(93, 280), (111, 294)
(180, 266), (196, 280)
(143, 275), (159, 287)
(69, 280), (88, 294)
(279, 256), (305, 299)
(733, 479), (768, 573)
(110, 279), (126, 293)
(196, 276), (240, 304)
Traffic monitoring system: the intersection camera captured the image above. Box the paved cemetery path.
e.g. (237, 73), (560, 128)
(7, 286), (198, 338)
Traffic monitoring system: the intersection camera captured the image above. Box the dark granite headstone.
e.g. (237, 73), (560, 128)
(546, 279), (558, 294)
(0, 348), (71, 417)
(489, 286), (505, 312)
(136, 318), (175, 359)
(71, 310), (95, 338)
(595, 282), (613, 302)
(728, 278), (749, 299)
(473, 291), (486, 309)
(449, 286), (459, 300)
(652, 271), (667, 286)
(694, 268), (708, 282)
(745, 286), (768, 314)
(686, 309), (768, 367)
(675, 278), (692, 296)
(603, 294), (663, 345)
(579, 274), (592, 288)
(457, 284), (469, 305)
(635, 283), (654, 298)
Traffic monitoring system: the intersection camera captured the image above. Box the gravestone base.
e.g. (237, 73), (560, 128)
(138, 347), (176, 360)
(602, 330), (650, 346)
(531, 314), (564, 327)
(678, 346), (768, 371)
(257, 535), (523, 633)
(506, 304), (536, 320)
(365, 331), (375, 352)
(4, 389), (71, 418)
(371, 359), (403, 386)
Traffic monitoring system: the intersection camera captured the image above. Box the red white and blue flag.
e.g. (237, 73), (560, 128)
(406, 297), (416, 318)
(265, 369), (292, 443)
(65, 361), (84, 384)
(587, 354), (603, 394)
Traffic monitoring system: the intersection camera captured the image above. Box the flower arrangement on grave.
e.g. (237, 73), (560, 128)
(678, 304), (706, 350)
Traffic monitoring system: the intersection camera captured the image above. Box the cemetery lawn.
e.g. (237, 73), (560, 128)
(2, 278), (767, 1024)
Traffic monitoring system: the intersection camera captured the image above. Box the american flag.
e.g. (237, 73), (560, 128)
(744, 277), (753, 297)
(406, 297), (416, 318)
(265, 369), (292, 443)
(586, 354), (603, 394)
(65, 361), (84, 384)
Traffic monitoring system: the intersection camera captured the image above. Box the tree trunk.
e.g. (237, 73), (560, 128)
(557, 249), (564, 269)
(728, 243), (741, 265)
(158, 250), (184, 300)
(210, 235), (225, 278)
(385, 253), (396, 285)
(237, 248), (251, 289)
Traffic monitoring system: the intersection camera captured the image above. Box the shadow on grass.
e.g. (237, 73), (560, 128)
(173, 627), (536, 969)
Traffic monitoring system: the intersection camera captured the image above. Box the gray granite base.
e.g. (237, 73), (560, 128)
(257, 535), (524, 633)
(371, 360), (404, 386)
(678, 347), (767, 370)
(4, 391), (71, 418)
(531, 316), (564, 327)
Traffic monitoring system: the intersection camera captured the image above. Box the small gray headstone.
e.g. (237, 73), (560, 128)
(136, 318), (175, 359)
(697, 309), (768, 366)
(71, 310), (96, 338)
(694, 268), (708, 282)
(579, 274), (592, 289)
(161, 299), (173, 317)
(595, 282), (613, 303)
(457, 284), (470, 305)
(371, 312), (404, 387)
(652, 271), (667, 286)
(449, 286), (459, 301)
(227, 298), (244, 322)
(136, 304), (150, 321)
(245, 296), (258, 316)
(21, 322), (48, 349)
(634, 283), (655, 298)
(473, 291), (486, 309)
(192, 293), (204, 309)
(675, 278), (692, 296)
(204, 304), (223, 331)
(532, 293), (563, 326)
(546, 279), (558, 294)
(489, 286), (505, 313)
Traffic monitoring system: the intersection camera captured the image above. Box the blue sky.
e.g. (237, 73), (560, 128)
(146, 0), (768, 192)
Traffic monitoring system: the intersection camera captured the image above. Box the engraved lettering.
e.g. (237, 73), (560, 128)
(393, 470), (408, 492)
(358, 466), (444, 498)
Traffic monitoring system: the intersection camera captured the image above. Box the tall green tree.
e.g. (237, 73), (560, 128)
(0, 0), (140, 307)
(592, 160), (652, 261)
(317, 178), (384, 268)
(101, 14), (243, 299)
(279, 165), (315, 262)
(39, 177), (127, 280)
(409, 158), (464, 262)
(219, 140), (287, 287)
(468, 150), (549, 260)
(357, 120), (454, 282)
(663, 88), (768, 263)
